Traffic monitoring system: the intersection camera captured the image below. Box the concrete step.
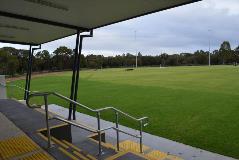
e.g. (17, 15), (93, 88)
(1, 100), (236, 160)
(38, 131), (94, 160)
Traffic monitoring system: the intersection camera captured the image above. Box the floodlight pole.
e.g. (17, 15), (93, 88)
(208, 29), (211, 67)
(136, 53), (138, 68)
(135, 30), (138, 68)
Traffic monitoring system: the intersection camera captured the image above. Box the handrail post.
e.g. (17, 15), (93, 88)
(97, 112), (102, 156)
(139, 120), (143, 153)
(44, 95), (51, 149)
(115, 111), (120, 151)
(9, 82), (13, 99)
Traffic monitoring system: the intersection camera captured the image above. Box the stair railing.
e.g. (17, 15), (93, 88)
(27, 92), (149, 155)
(0, 82), (149, 155)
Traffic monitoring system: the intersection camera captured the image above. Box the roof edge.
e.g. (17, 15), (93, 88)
(0, 0), (202, 45)
(0, 10), (89, 31)
(92, 0), (202, 30)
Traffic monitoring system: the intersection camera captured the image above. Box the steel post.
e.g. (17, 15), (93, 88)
(68, 30), (80, 120)
(140, 120), (143, 153)
(72, 36), (83, 120)
(115, 112), (120, 151)
(73, 30), (93, 120)
(26, 45), (41, 99)
(97, 112), (102, 156)
(44, 95), (51, 148)
(24, 45), (32, 100)
(26, 48), (33, 99)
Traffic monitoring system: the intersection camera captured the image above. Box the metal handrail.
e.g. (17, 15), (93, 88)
(27, 92), (149, 124)
(0, 82), (31, 93)
(1, 82), (149, 155)
(51, 116), (98, 133)
(96, 106), (149, 126)
(26, 91), (149, 154)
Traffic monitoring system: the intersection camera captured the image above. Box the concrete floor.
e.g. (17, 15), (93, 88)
(0, 112), (22, 140)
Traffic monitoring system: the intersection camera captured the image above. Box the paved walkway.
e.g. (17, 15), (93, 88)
(46, 104), (237, 160)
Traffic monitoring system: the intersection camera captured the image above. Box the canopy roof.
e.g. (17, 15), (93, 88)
(0, 0), (201, 45)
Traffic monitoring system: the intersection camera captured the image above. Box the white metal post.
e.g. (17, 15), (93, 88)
(135, 30), (138, 68)
(208, 29), (211, 67)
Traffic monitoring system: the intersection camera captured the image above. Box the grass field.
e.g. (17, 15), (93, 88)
(7, 66), (239, 158)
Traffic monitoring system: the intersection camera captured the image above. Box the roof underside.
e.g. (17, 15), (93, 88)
(0, 0), (200, 45)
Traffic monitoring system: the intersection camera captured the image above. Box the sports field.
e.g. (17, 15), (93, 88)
(8, 66), (239, 158)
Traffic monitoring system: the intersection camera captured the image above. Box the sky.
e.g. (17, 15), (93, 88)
(1, 0), (239, 56)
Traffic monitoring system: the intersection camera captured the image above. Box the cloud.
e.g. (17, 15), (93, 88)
(1, 0), (239, 56)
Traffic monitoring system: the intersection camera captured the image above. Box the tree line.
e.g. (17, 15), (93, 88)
(0, 41), (239, 76)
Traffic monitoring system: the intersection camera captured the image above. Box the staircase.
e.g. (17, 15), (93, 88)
(26, 91), (149, 156)
(0, 83), (183, 160)
(36, 122), (183, 160)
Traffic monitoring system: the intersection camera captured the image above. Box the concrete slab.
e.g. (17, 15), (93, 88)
(0, 112), (22, 140)
(46, 104), (237, 160)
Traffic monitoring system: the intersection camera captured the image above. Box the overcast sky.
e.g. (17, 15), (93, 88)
(1, 0), (239, 56)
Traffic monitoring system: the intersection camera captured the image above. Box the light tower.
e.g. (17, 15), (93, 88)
(208, 29), (212, 67)
(135, 30), (138, 68)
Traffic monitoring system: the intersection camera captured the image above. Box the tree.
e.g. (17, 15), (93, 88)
(0, 50), (19, 76)
(137, 52), (142, 66)
(34, 50), (51, 71)
(234, 46), (239, 54)
(125, 53), (135, 67)
(211, 50), (220, 65)
(86, 54), (104, 69)
(234, 46), (239, 66)
(0, 47), (18, 56)
(166, 54), (179, 66)
(219, 41), (232, 64)
(8, 55), (19, 76)
(52, 46), (73, 70)
(2, 40), (239, 75)
(161, 53), (168, 66)
(193, 50), (208, 65)
(17, 50), (29, 74)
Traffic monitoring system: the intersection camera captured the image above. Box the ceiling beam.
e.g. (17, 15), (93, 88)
(0, 39), (38, 46)
(0, 11), (89, 31)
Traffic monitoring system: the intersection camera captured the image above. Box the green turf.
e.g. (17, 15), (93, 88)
(7, 66), (239, 158)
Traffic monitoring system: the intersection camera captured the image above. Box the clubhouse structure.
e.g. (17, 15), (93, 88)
(0, 0), (236, 160)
